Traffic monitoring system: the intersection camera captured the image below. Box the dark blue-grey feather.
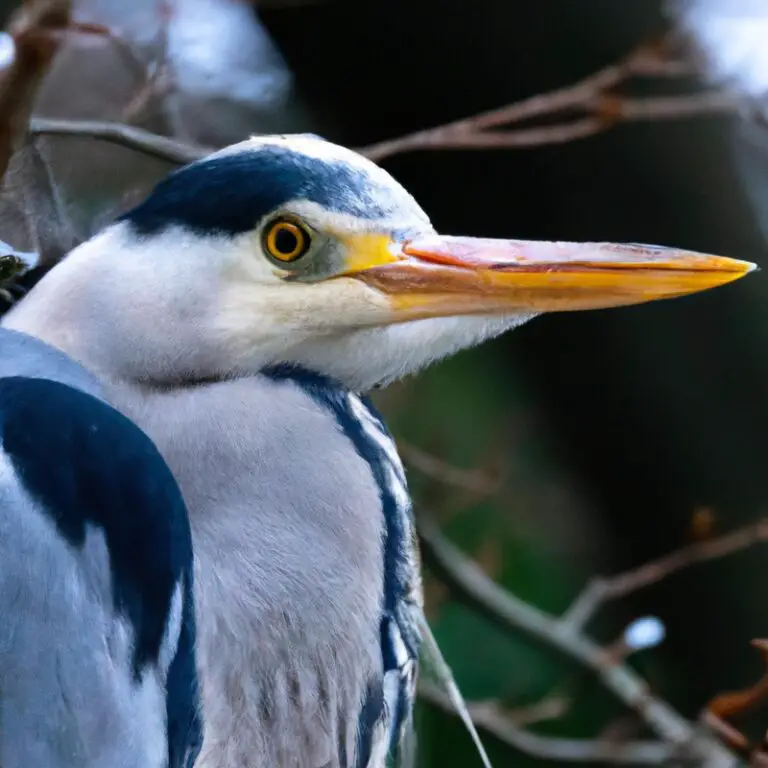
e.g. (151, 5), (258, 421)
(120, 145), (399, 238)
(0, 376), (202, 768)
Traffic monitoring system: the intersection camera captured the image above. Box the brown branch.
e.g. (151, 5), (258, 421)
(563, 519), (768, 632)
(701, 711), (751, 758)
(28, 117), (211, 164)
(399, 441), (504, 495)
(0, 0), (73, 179)
(699, 640), (768, 763)
(418, 679), (673, 764)
(505, 693), (571, 728)
(417, 512), (736, 766)
(356, 44), (741, 162)
(21, 53), (738, 172)
(23, 90), (740, 175)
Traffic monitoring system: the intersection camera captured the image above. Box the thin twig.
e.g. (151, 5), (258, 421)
(399, 441), (503, 495)
(418, 679), (673, 764)
(359, 91), (739, 161)
(563, 519), (768, 632)
(701, 711), (751, 758)
(28, 117), (211, 164)
(25, 91), (740, 171)
(505, 694), (571, 728)
(120, 0), (175, 124)
(357, 42), (741, 162)
(417, 512), (736, 766)
(0, 0), (73, 178)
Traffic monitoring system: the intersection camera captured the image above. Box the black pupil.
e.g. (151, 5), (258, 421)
(275, 226), (300, 255)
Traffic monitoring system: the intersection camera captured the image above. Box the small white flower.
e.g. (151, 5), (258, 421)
(624, 616), (666, 651)
(0, 33), (15, 71)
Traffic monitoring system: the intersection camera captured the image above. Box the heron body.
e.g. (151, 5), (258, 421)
(0, 329), (202, 768)
(2, 134), (753, 766)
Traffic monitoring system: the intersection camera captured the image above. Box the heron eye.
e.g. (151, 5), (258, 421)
(263, 218), (311, 263)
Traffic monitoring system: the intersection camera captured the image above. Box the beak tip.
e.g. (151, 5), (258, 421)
(724, 256), (759, 279)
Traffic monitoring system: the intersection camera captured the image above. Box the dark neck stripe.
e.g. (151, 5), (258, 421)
(262, 363), (422, 767)
(261, 364), (414, 619)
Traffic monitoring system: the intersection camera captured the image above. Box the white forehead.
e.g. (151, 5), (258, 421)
(208, 133), (433, 233)
(213, 133), (390, 179)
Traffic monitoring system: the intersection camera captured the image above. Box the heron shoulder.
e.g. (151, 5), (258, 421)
(0, 375), (202, 768)
(0, 328), (104, 398)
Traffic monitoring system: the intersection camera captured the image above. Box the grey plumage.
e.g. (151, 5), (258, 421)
(0, 327), (103, 396)
(0, 328), (202, 768)
(3, 136), (432, 768)
(2, 133), (751, 768)
(101, 368), (419, 767)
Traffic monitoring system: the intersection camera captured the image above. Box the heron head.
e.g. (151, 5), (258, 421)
(6, 134), (755, 390)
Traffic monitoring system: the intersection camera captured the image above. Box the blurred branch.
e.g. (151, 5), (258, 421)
(399, 441), (504, 495)
(121, 1), (173, 124)
(701, 710), (751, 759)
(699, 640), (768, 762)
(68, 10), (174, 126)
(0, 0), (72, 179)
(418, 679), (673, 765)
(15, 40), (739, 176)
(563, 519), (768, 632)
(25, 88), (738, 169)
(417, 511), (736, 766)
(29, 117), (211, 164)
(357, 44), (740, 162)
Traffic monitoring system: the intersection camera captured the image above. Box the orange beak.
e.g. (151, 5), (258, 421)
(343, 234), (756, 320)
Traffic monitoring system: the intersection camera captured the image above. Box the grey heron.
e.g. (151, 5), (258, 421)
(1, 133), (754, 767)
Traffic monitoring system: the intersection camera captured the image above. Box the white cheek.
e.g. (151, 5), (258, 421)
(224, 233), (287, 285)
(291, 313), (534, 391)
(217, 277), (394, 331)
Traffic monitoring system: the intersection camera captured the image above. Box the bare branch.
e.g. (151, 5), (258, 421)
(399, 441), (503, 495)
(0, 0), (73, 179)
(357, 44), (741, 162)
(505, 694), (571, 728)
(419, 679), (673, 765)
(28, 117), (211, 164)
(417, 512), (736, 766)
(18, 63), (739, 183)
(701, 711), (751, 758)
(563, 519), (768, 632)
(18, 43), (739, 175)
